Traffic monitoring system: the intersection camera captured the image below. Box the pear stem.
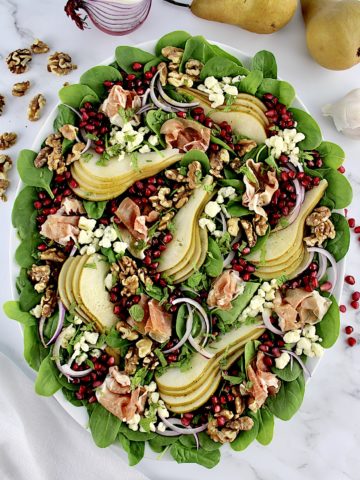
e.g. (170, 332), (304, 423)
(163, 0), (190, 7)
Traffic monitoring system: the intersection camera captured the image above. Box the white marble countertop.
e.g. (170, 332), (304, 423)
(0, 1), (359, 479)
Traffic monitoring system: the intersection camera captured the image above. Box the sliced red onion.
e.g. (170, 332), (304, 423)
(136, 104), (155, 115)
(281, 349), (312, 377)
(316, 254), (328, 281)
(53, 329), (92, 379)
(219, 211), (227, 233)
(180, 285), (197, 295)
(163, 305), (193, 354)
(63, 104), (82, 119)
(223, 250), (235, 268)
(150, 71), (179, 113)
(158, 413), (208, 435)
(188, 335), (213, 359)
(46, 300), (66, 346)
(38, 316), (47, 348)
(294, 250), (314, 277)
(307, 247), (338, 295)
(157, 79), (199, 109)
(262, 310), (284, 336)
(141, 88), (151, 107)
(172, 298), (210, 339)
(70, 245), (78, 257)
(80, 138), (92, 155)
(220, 204), (231, 219)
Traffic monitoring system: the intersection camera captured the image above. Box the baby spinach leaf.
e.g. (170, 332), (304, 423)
(214, 282), (260, 327)
(59, 84), (99, 109)
(148, 435), (178, 453)
(205, 237), (223, 277)
(175, 304), (188, 339)
(80, 65), (122, 99)
(89, 403), (120, 448)
(316, 141), (345, 169)
(35, 355), (61, 396)
(256, 407), (274, 445)
(257, 78), (295, 107)
(180, 36), (215, 71)
(17, 268), (42, 311)
(252, 50), (277, 79)
(180, 150), (210, 172)
(322, 169), (353, 209)
(145, 110), (175, 147)
(288, 108), (322, 150)
(210, 135), (235, 154)
(118, 434), (145, 466)
(15, 232), (41, 268)
(244, 340), (260, 370)
(3, 301), (37, 326)
(53, 104), (78, 132)
(12, 186), (38, 239)
(272, 357), (302, 382)
(200, 57), (248, 81)
(249, 227), (270, 254)
(198, 432), (221, 451)
(115, 46), (156, 75)
(144, 56), (164, 72)
(219, 178), (244, 191)
(316, 294), (340, 348)
(83, 200), (107, 219)
(210, 44), (243, 66)
(155, 30), (192, 56)
(231, 411), (259, 451)
(170, 441), (221, 468)
(118, 423), (156, 441)
(325, 213), (350, 262)
(80, 94), (100, 108)
(266, 373), (305, 421)
(226, 200), (250, 217)
(17, 149), (53, 198)
(23, 325), (48, 371)
(104, 328), (131, 356)
(61, 387), (84, 406)
(238, 70), (263, 95)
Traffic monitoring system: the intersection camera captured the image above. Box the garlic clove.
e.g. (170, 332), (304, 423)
(322, 89), (360, 140)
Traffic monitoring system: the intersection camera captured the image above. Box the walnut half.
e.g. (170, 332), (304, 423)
(0, 95), (5, 116)
(0, 154), (12, 201)
(0, 133), (17, 150)
(6, 48), (32, 74)
(28, 94), (46, 121)
(47, 52), (77, 76)
(12, 81), (31, 97)
(240, 219), (257, 248)
(31, 39), (49, 54)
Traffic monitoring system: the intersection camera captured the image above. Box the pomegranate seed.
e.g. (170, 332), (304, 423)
(339, 305), (347, 313)
(95, 146), (104, 154)
(103, 80), (114, 88)
(242, 273), (251, 281)
(263, 356), (273, 367)
(272, 347), (281, 358)
(354, 227), (360, 234)
(352, 292), (360, 301)
(159, 279), (167, 287)
(227, 394), (234, 402)
(320, 281), (332, 292)
(259, 344), (269, 353)
(75, 392), (84, 400)
(213, 405), (221, 413)
(113, 305), (121, 315)
(163, 233), (173, 244)
(204, 118), (213, 128)
(345, 275), (356, 285)
(107, 356), (115, 366)
(69, 179), (78, 189)
(345, 326), (354, 335)
(347, 337), (357, 347)
(176, 111), (186, 119)
(220, 395), (227, 404)
(338, 166), (345, 173)
(88, 395), (97, 404)
(84, 102), (92, 109)
(351, 301), (359, 310)
(216, 416), (226, 427)
(127, 74), (136, 81)
(144, 71), (153, 79)
(33, 201), (42, 209)
(192, 106), (204, 115)
(132, 62), (143, 71)
(37, 243), (47, 251)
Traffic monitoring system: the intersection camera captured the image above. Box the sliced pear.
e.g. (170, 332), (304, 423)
(172, 227), (208, 284)
(58, 257), (74, 310)
(167, 226), (201, 279)
(246, 180), (328, 265)
(208, 110), (267, 144)
(218, 102), (269, 127)
(157, 176), (213, 273)
(254, 249), (306, 280)
(255, 245), (304, 272)
(164, 224), (198, 277)
(71, 185), (122, 202)
(156, 322), (264, 393)
(285, 250), (311, 281)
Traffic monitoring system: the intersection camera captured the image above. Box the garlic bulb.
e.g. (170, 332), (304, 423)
(322, 89), (360, 140)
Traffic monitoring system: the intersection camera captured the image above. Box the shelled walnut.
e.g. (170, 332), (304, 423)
(31, 39), (49, 54)
(47, 52), (77, 76)
(0, 133), (17, 150)
(12, 81), (31, 97)
(6, 48), (32, 74)
(210, 148), (230, 178)
(29, 264), (51, 293)
(0, 154), (12, 201)
(0, 95), (5, 115)
(240, 219), (257, 247)
(27, 94), (46, 121)
(304, 206), (336, 247)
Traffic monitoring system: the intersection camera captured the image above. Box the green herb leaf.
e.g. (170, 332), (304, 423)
(129, 304), (144, 322)
(83, 200), (107, 219)
(252, 50), (277, 79)
(256, 407), (274, 445)
(205, 237), (223, 278)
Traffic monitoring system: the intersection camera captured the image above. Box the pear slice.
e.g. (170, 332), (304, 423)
(255, 245), (304, 272)
(208, 110), (267, 144)
(172, 227), (208, 283)
(58, 257), (74, 310)
(218, 103), (269, 127)
(156, 322), (264, 393)
(254, 248), (306, 280)
(246, 180), (328, 265)
(164, 223), (198, 277)
(157, 176), (213, 273)
(167, 226), (202, 280)
(71, 185), (122, 202)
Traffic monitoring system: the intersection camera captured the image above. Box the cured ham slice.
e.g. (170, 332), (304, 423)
(274, 302), (299, 332)
(96, 366), (148, 422)
(207, 270), (243, 310)
(115, 197), (147, 240)
(145, 299), (172, 343)
(127, 294), (150, 335)
(40, 212), (79, 246)
(61, 197), (85, 215)
(160, 118), (211, 153)
(101, 85), (141, 123)
(246, 352), (280, 412)
(284, 288), (312, 310)
(298, 290), (332, 325)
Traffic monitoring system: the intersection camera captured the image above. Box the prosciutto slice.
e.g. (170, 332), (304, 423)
(115, 197), (147, 240)
(61, 197), (85, 215)
(96, 366), (147, 422)
(145, 299), (172, 343)
(247, 352), (280, 412)
(40, 210), (79, 246)
(101, 85), (141, 125)
(207, 270), (243, 311)
(160, 118), (211, 153)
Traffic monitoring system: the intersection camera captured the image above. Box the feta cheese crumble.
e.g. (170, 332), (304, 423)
(265, 129), (305, 167)
(197, 76), (244, 108)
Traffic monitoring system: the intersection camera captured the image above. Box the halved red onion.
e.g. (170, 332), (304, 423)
(163, 305), (193, 354)
(157, 79), (199, 109)
(262, 310), (284, 336)
(53, 329), (92, 378)
(281, 349), (312, 377)
(307, 247), (337, 295)
(158, 413), (208, 435)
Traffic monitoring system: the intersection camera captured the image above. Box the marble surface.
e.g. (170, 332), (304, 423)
(0, 1), (360, 479)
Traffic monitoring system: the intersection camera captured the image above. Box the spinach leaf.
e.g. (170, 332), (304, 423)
(170, 441), (221, 468)
(322, 169), (353, 209)
(214, 282), (260, 327)
(118, 422), (156, 441)
(244, 340), (260, 370)
(105, 328), (132, 356)
(231, 411), (259, 451)
(257, 407), (274, 446)
(145, 110), (176, 147)
(115, 46), (156, 75)
(17, 268), (42, 311)
(59, 84), (99, 109)
(80, 94), (100, 108)
(17, 150), (53, 198)
(61, 387), (84, 406)
(210, 44), (243, 66)
(15, 232), (41, 268)
(226, 200), (250, 217)
(35, 355), (61, 396)
(219, 178), (244, 191)
(118, 434), (145, 466)
(249, 227), (270, 254)
(155, 30), (192, 56)
(238, 70), (263, 95)
(53, 104), (78, 132)
(200, 57), (248, 81)
(89, 403), (120, 448)
(288, 108), (322, 150)
(325, 213), (350, 261)
(180, 36), (215, 71)
(257, 78), (295, 107)
(83, 200), (107, 219)
(180, 150), (210, 172)
(3, 301), (37, 326)
(252, 50), (277, 79)
(198, 432), (221, 451)
(272, 356), (302, 382)
(80, 65), (122, 99)
(148, 435), (178, 453)
(12, 186), (38, 239)
(175, 304), (187, 339)
(23, 325), (48, 371)
(266, 373), (305, 421)
(210, 135), (235, 154)
(316, 294), (340, 348)
(144, 57), (164, 72)
(205, 237), (223, 277)
(316, 141), (345, 169)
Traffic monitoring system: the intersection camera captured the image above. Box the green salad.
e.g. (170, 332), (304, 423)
(4, 31), (352, 468)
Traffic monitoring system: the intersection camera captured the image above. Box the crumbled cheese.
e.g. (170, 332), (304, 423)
(209, 92), (225, 109)
(103, 226), (117, 242)
(217, 186), (236, 199)
(204, 76), (218, 89)
(94, 227), (104, 238)
(84, 331), (99, 345)
(139, 144), (151, 154)
(99, 237), (112, 249)
(199, 217), (216, 233)
(223, 84), (238, 96)
(105, 273), (114, 291)
(110, 121), (147, 153)
(213, 230), (223, 238)
(60, 325), (76, 348)
(146, 381), (157, 393)
(157, 422), (166, 433)
(73, 315), (83, 325)
(275, 352), (290, 370)
(78, 217), (97, 231)
(30, 304), (42, 318)
(265, 128), (305, 167)
(113, 241), (128, 254)
(78, 230), (93, 245)
(205, 201), (221, 218)
(150, 392), (160, 403)
(148, 135), (159, 146)
(283, 330), (302, 344)
(76, 353), (88, 365)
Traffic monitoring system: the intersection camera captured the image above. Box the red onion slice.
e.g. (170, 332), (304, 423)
(316, 254), (328, 281)
(158, 413), (208, 435)
(219, 211), (227, 233)
(70, 245), (78, 257)
(262, 310), (284, 336)
(63, 104), (82, 119)
(53, 329), (92, 378)
(281, 349), (312, 377)
(80, 138), (92, 155)
(163, 305), (193, 354)
(157, 79), (199, 109)
(307, 247), (338, 295)
(136, 104), (155, 115)
(188, 335), (213, 359)
(46, 300), (66, 346)
(141, 88), (151, 107)
(294, 250), (314, 277)
(150, 71), (180, 113)
(38, 316), (47, 348)
(223, 250), (235, 268)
